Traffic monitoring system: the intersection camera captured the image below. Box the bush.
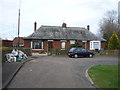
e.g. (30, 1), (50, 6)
(39, 51), (46, 54)
(19, 48), (32, 56)
(48, 48), (68, 55)
(108, 32), (120, 50)
(0, 47), (8, 50)
(70, 42), (83, 48)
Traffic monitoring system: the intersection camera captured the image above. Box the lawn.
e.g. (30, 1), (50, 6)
(88, 65), (118, 88)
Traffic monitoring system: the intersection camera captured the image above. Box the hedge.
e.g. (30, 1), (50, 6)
(48, 48), (68, 55)
(48, 48), (120, 56)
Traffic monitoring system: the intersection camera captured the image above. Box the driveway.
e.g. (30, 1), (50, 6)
(7, 55), (118, 88)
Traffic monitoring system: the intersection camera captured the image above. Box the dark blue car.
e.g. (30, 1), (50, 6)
(67, 48), (94, 58)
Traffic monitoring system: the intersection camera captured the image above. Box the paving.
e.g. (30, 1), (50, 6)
(2, 61), (23, 89)
(6, 55), (118, 88)
(2, 56), (36, 89)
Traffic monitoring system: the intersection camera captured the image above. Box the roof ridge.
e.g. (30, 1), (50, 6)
(41, 25), (86, 29)
(41, 25), (61, 27)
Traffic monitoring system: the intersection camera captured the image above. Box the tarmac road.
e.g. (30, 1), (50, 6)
(7, 55), (118, 88)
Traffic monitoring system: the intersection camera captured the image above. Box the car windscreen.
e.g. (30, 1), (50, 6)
(69, 48), (76, 51)
(81, 49), (87, 52)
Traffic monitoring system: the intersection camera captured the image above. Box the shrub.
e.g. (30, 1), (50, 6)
(0, 47), (8, 50)
(39, 51), (46, 54)
(70, 42), (83, 48)
(48, 48), (68, 55)
(108, 32), (120, 50)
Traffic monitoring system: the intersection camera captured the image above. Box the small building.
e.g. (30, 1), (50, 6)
(2, 40), (13, 47)
(13, 37), (24, 47)
(16, 22), (106, 52)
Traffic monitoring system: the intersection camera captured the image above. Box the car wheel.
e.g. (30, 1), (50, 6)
(74, 54), (78, 58)
(89, 54), (93, 58)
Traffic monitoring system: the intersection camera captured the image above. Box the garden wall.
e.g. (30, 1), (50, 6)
(99, 50), (120, 55)
(91, 50), (120, 55)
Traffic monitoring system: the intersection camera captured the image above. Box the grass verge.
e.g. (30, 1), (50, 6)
(88, 65), (118, 88)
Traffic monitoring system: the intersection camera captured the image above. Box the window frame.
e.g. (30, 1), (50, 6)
(70, 40), (75, 44)
(61, 41), (66, 50)
(31, 40), (43, 50)
(90, 41), (101, 50)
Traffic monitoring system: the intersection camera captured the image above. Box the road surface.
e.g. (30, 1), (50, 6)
(8, 55), (118, 88)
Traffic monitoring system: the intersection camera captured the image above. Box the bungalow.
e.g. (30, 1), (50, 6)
(13, 22), (106, 52)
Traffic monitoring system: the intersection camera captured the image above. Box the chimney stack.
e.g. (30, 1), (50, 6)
(87, 25), (90, 30)
(62, 23), (67, 28)
(34, 21), (37, 32)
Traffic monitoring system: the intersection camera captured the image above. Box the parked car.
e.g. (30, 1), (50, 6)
(67, 48), (94, 58)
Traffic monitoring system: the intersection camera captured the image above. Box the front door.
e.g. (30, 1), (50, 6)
(48, 41), (53, 55)
(48, 41), (53, 48)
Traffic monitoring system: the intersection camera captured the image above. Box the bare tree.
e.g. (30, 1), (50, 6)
(99, 10), (119, 41)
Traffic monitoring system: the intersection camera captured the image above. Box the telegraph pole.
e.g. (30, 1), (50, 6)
(17, 0), (21, 59)
(18, 9), (20, 48)
(18, 0), (21, 48)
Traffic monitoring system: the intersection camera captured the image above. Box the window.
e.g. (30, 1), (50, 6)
(61, 42), (66, 49)
(69, 48), (76, 51)
(90, 41), (100, 50)
(90, 42), (92, 49)
(93, 42), (99, 49)
(70, 40), (75, 44)
(81, 48), (87, 52)
(31, 40), (43, 49)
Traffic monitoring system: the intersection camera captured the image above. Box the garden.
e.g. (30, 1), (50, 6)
(88, 65), (118, 88)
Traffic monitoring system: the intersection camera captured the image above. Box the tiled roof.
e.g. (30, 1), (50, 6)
(24, 25), (106, 41)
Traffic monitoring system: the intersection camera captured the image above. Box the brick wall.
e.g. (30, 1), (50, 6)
(44, 40), (48, 52)
(53, 40), (61, 48)
(24, 39), (106, 53)
(24, 40), (31, 48)
(13, 37), (24, 46)
(86, 41), (90, 50)
(66, 40), (70, 49)
(101, 41), (106, 49)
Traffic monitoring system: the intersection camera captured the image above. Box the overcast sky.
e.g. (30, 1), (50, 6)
(0, 0), (119, 40)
